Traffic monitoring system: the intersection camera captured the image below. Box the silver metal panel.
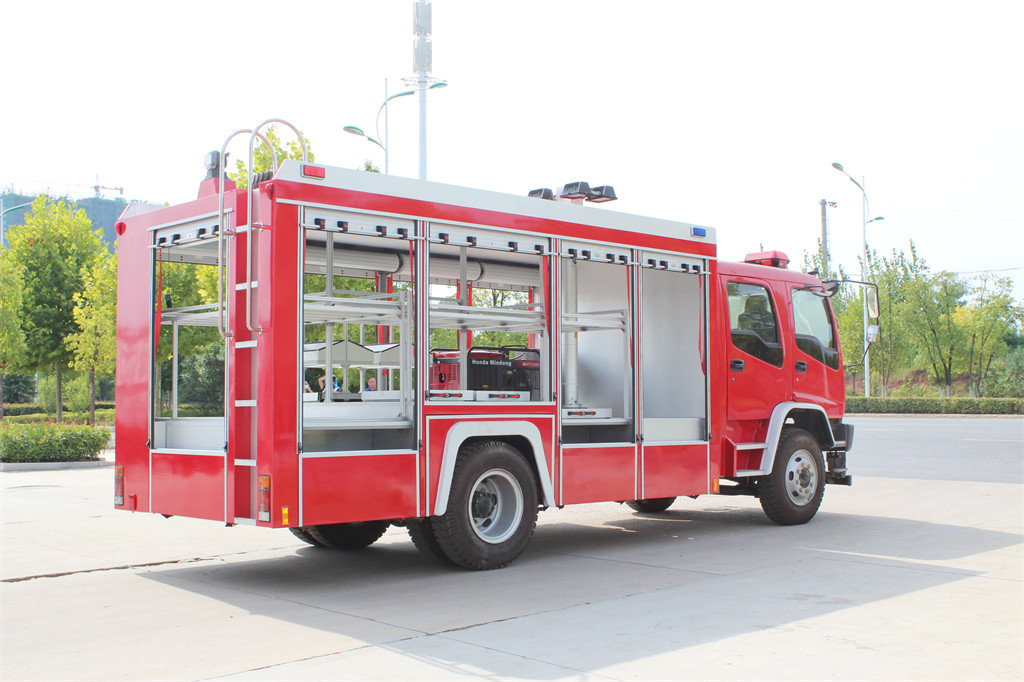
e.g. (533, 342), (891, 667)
(640, 268), (705, 420)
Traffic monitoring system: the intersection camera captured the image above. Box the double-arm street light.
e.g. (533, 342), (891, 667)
(832, 162), (884, 396)
(1, 197), (33, 248)
(345, 80), (447, 176)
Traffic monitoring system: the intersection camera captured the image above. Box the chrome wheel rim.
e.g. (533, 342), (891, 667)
(784, 449), (818, 506)
(468, 469), (523, 544)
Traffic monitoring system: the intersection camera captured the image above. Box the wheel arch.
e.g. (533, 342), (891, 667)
(433, 421), (555, 515)
(757, 402), (835, 474)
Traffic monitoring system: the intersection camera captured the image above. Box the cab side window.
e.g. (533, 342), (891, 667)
(727, 281), (783, 367)
(791, 289), (840, 369)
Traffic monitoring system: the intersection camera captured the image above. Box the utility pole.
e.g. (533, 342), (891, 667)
(819, 199), (837, 275)
(93, 176), (124, 198)
(413, 0), (431, 181)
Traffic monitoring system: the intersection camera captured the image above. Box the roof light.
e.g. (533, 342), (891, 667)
(529, 188), (555, 200)
(204, 150), (220, 179)
(558, 181), (591, 200)
(301, 164), (326, 179)
(744, 250), (791, 268)
(586, 185), (617, 203)
(691, 227), (707, 238)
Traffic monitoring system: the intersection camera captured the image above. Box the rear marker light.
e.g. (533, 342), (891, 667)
(258, 475), (271, 522)
(691, 227), (707, 238)
(301, 165), (326, 179)
(115, 466), (124, 506)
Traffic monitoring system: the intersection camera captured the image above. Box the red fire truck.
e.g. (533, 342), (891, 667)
(115, 122), (863, 570)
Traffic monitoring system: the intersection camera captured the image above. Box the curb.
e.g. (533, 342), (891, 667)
(1, 460), (115, 472)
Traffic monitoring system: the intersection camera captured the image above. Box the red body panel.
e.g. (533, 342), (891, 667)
(561, 445), (636, 505)
(301, 455), (418, 525)
(642, 444), (708, 499)
(151, 453), (225, 521)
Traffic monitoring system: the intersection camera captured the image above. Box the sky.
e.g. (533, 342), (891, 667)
(1, 0), (1022, 301)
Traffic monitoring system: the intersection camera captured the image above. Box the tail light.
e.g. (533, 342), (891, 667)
(258, 475), (271, 522)
(114, 466), (124, 506)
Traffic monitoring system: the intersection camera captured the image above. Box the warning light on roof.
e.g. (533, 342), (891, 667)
(744, 251), (791, 268)
(301, 165), (326, 179)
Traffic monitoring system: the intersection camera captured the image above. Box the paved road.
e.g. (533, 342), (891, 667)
(1, 416), (1021, 680)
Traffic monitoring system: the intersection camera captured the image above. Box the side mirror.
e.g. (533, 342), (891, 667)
(866, 324), (879, 344)
(866, 286), (879, 319)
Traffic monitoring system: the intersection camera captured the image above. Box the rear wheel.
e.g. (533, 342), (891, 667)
(626, 497), (676, 513)
(407, 518), (453, 564)
(758, 427), (825, 525)
(290, 526), (326, 547)
(307, 520), (390, 549)
(432, 441), (538, 570)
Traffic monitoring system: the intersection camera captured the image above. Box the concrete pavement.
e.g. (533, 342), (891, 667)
(1, 416), (1021, 680)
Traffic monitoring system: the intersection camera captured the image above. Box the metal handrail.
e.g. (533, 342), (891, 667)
(244, 119), (308, 334)
(216, 129), (276, 340)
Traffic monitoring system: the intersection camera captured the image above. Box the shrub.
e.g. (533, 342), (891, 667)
(1, 404), (45, 417)
(847, 397), (1024, 415)
(65, 374), (91, 413)
(2, 409), (115, 426)
(0, 423), (111, 463)
(37, 375), (58, 414)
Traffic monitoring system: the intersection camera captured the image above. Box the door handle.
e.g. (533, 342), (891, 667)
(730, 359), (745, 372)
(795, 361), (808, 373)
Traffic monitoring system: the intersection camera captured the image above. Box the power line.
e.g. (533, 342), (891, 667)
(954, 267), (1023, 275)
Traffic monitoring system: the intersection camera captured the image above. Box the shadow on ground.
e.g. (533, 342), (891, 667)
(141, 505), (1020, 679)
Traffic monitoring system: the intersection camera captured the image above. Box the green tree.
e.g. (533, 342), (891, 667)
(229, 126), (314, 189)
(5, 197), (103, 422)
(956, 274), (1019, 397)
(66, 248), (118, 424)
(868, 244), (926, 396)
(900, 270), (968, 396)
(0, 250), (28, 418)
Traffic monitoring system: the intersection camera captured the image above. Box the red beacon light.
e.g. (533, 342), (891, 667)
(744, 250), (790, 268)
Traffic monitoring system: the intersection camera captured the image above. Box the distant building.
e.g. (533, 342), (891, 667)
(1, 191), (128, 249)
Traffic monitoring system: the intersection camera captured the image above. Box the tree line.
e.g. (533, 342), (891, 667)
(2, 161), (1021, 422)
(804, 242), (1022, 398)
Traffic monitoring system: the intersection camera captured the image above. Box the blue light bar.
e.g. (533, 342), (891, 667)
(691, 226), (707, 238)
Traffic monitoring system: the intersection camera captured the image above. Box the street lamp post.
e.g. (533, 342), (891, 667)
(832, 162), (884, 396)
(1, 197), (33, 249)
(344, 80), (447, 175)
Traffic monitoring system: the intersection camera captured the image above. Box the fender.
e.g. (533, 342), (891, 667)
(433, 421), (556, 515)
(754, 401), (836, 475)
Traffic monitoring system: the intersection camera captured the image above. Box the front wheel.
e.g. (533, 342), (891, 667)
(758, 427), (825, 525)
(431, 441), (539, 570)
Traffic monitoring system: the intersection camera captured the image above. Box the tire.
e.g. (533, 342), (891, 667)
(432, 441), (539, 570)
(307, 520), (390, 550)
(290, 526), (326, 547)
(407, 518), (454, 564)
(626, 497), (676, 513)
(758, 427), (825, 525)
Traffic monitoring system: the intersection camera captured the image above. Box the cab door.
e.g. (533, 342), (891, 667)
(724, 279), (789, 423)
(788, 287), (844, 413)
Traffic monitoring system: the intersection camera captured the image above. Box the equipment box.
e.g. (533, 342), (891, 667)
(429, 346), (540, 395)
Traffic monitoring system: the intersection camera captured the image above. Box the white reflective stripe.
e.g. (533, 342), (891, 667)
(235, 400), (257, 407)
(150, 449), (226, 457)
(300, 449), (416, 459)
(759, 402), (835, 473)
(235, 340), (257, 349)
(433, 420), (555, 515)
